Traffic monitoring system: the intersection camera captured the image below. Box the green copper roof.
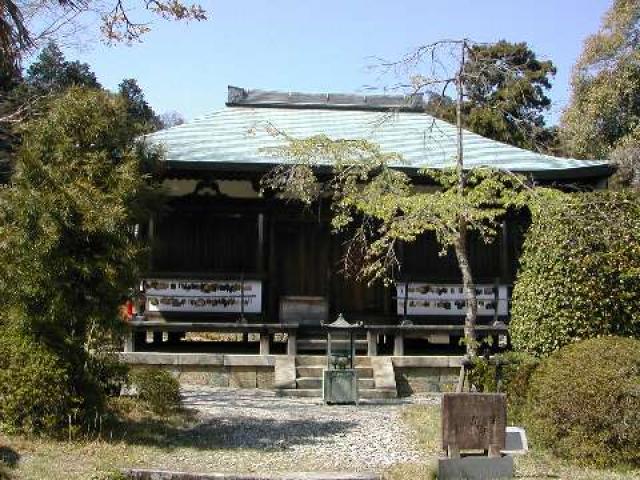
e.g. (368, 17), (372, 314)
(145, 100), (611, 180)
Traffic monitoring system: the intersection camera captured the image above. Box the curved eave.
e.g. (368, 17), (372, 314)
(160, 160), (614, 182)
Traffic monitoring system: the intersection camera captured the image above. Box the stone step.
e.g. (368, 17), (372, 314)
(296, 366), (324, 377)
(276, 388), (397, 400)
(295, 377), (376, 390)
(296, 377), (321, 389)
(276, 388), (321, 398)
(360, 388), (398, 400)
(296, 366), (374, 379)
(358, 378), (375, 389)
(295, 356), (328, 366)
(295, 356), (372, 367)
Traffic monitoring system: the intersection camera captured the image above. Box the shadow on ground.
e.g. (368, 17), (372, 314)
(106, 410), (357, 452)
(0, 446), (20, 480)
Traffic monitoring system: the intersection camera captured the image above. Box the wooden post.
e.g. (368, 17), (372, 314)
(148, 216), (155, 271)
(367, 330), (378, 356)
(287, 330), (297, 356)
(394, 332), (404, 356)
(257, 213), (265, 273)
(260, 333), (271, 355)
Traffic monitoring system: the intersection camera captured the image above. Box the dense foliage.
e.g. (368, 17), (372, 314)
(510, 191), (640, 356)
(26, 42), (101, 93)
(561, 0), (640, 189)
(468, 352), (539, 424)
(0, 330), (71, 434)
(524, 336), (640, 467)
(0, 87), (157, 433)
(426, 40), (558, 152)
(130, 368), (182, 415)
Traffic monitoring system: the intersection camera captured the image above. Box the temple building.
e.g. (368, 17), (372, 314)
(121, 86), (612, 397)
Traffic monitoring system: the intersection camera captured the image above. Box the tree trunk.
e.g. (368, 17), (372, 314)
(455, 40), (478, 358)
(454, 222), (478, 356)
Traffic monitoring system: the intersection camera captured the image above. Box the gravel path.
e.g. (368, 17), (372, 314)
(179, 387), (439, 473)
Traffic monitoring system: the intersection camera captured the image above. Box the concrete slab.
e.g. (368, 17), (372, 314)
(229, 366), (257, 388)
(391, 356), (464, 368)
(120, 353), (181, 365)
(438, 456), (513, 480)
(178, 354), (225, 366)
(370, 357), (397, 393)
(123, 469), (380, 480)
(223, 355), (275, 367)
(274, 356), (297, 389)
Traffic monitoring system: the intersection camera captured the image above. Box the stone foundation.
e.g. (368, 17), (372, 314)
(120, 353), (276, 389)
(392, 356), (463, 395)
(120, 353), (464, 395)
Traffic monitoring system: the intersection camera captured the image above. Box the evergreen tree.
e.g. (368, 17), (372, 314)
(0, 87), (158, 431)
(561, 0), (640, 189)
(426, 41), (557, 152)
(118, 78), (162, 133)
(26, 41), (101, 93)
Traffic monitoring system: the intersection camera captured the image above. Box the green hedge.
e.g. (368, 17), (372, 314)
(468, 352), (539, 424)
(130, 368), (182, 415)
(510, 191), (640, 356)
(0, 332), (72, 435)
(524, 336), (640, 467)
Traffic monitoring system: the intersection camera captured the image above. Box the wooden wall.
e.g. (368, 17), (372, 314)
(149, 196), (527, 320)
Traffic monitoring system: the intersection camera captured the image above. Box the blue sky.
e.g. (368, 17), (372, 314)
(69, 0), (611, 124)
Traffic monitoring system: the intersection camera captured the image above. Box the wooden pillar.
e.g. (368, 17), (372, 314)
(260, 333), (271, 355)
(287, 330), (297, 356)
(148, 216), (155, 271)
(394, 332), (404, 356)
(367, 330), (378, 356)
(268, 216), (278, 321)
(124, 329), (135, 352)
(257, 213), (265, 273)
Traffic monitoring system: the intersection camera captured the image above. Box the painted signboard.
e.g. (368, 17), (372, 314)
(143, 279), (262, 314)
(396, 283), (509, 316)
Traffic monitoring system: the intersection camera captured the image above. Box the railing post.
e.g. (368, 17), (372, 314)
(367, 330), (378, 356)
(287, 330), (297, 356)
(394, 332), (404, 356)
(260, 332), (271, 355)
(124, 329), (135, 353)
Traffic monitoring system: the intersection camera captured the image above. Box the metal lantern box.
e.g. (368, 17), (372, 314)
(322, 314), (361, 405)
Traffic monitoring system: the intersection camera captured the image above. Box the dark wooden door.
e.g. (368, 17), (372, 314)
(273, 220), (330, 298)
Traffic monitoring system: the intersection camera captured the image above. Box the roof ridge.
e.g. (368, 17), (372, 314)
(226, 85), (425, 112)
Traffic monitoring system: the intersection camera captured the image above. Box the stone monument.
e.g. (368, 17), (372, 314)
(439, 393), (513, 480)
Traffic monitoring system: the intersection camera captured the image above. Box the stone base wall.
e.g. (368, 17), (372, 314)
(148, 365), (275, 389)
(120, 353), (276, 390)
(394, 367), (459, 395)
(121, 353), (464, 395)
(392, 356), (463, 395)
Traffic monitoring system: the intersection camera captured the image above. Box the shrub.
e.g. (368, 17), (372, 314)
(524, 336), (640, 467)
(129, 368), (181, 415)
(511, 191), (640, 356)
(468, 352), (539, 424)
(0, 332), (73, 435)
